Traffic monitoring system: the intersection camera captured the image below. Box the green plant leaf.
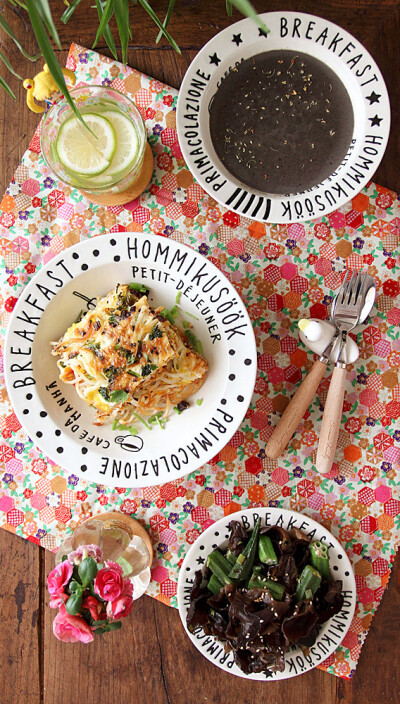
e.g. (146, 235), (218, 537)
(25, 0), (88, 128)
(61, 0), (83, 24)
(65, 591), (83, 616)
(226, 0), (233, 16)
(78, 556), (98, 586)
(0, 75), (17, 100)
(94, 0), (118, 60)
(108, 621), (122, 631)
(93, 626), (106, 634)
(7, 0), (28, 9)
(68, 579), (81, 593)
(231, 0), (269, 33)
(0, 11), (41, 61)
(156, 0), (175, 44)
(35, 0), (62, 48)
(137, 0), (181, 53)
(92, 0), (114, 49)
(0, 50), (22, 79)
(114, 0), (131, 65)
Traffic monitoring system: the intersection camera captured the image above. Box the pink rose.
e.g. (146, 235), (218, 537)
(47, 561), (73, 597)
(82, 595), (105, 622)
(53, 605), (94, 643)
(104, 560), (123, 574)
(49, 591), (69, 609)
(67, 544), (103, 565)
(106, 578), (134, 620)
(94, 563), (123, 602)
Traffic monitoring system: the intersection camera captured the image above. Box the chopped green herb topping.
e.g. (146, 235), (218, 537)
(104, 366), (121, 381)
(141, 364), (157, 377)
(74, 309), (85, 324)
(185, 329), (203, 355)
(98, 386), (110, 402)
(109, 389), (128, 404)
(111, 411), (166, 432)
(98, 388), (128, 404)
(148, 412), (166, 429)
(129, 282), (149, 293)
(114, 344), (137, 365)
(176, 291), (182, 304)
(159, 308), (175, 325)
(149, 324), (163, 340)
(196, 398), (203, 406)
(112, 419), (138, 436)
(85, 340), (102, 356)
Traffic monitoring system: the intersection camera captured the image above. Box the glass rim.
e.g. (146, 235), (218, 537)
(40, 84), (147, 192)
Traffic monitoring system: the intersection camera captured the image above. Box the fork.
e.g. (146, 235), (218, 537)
(315, 271), (369, 474)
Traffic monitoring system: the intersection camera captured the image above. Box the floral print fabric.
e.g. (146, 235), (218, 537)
(0, 44), (399, 679)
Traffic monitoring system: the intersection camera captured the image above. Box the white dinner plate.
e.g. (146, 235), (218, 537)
(177, 11), (390, 224)
(177, 507), (356, 680)
(4, 233), (256, 487)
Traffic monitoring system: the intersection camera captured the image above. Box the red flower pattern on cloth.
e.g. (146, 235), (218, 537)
(0, 43), (398, 680)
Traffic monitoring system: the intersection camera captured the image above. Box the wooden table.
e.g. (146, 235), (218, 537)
(0, 2), (399, 703)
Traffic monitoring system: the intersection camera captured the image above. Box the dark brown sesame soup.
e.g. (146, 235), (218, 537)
(209, 50), (354, 194)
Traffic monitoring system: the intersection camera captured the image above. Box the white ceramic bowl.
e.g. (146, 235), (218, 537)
(177, 11), (390, 224)
(177, 507), (356, 680)
(4, 233), (256, 488)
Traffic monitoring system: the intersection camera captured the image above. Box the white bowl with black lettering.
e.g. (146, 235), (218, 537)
(177, 11), (390, 224)
(177, 507), (356, 680)
(4, 233), (256, 488)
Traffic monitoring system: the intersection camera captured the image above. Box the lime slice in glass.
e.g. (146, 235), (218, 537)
(56, 113), (117, 176)
(101, 109), (140, 177)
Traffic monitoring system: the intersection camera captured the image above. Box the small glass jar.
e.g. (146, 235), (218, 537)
(55, 512), (152, 600)
(40, 85), (147, 197)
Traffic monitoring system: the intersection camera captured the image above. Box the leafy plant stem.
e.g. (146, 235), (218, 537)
(156, 0), (175, 44)
(25, 0), (88, 129)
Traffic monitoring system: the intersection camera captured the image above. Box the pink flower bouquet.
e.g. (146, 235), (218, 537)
(47, 544), (134, 643)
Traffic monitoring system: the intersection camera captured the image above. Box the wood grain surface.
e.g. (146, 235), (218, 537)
(0, 2), (399, 703)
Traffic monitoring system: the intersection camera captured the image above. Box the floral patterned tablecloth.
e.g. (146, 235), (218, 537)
(0, 44), (399, 679)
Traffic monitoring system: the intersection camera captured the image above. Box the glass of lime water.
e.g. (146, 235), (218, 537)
(41, 85), (147, 196)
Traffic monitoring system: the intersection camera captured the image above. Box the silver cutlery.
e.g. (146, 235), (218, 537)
(316, 271), (376, 474)
(265, 275), (349, 460)
(265, 271), (375, 461)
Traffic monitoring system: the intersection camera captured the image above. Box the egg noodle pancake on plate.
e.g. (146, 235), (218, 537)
(51, 283), (208, 427)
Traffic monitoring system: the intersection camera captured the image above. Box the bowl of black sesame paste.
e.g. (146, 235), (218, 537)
(177, 12), (390, 224)
(209, 50), (354, 195)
